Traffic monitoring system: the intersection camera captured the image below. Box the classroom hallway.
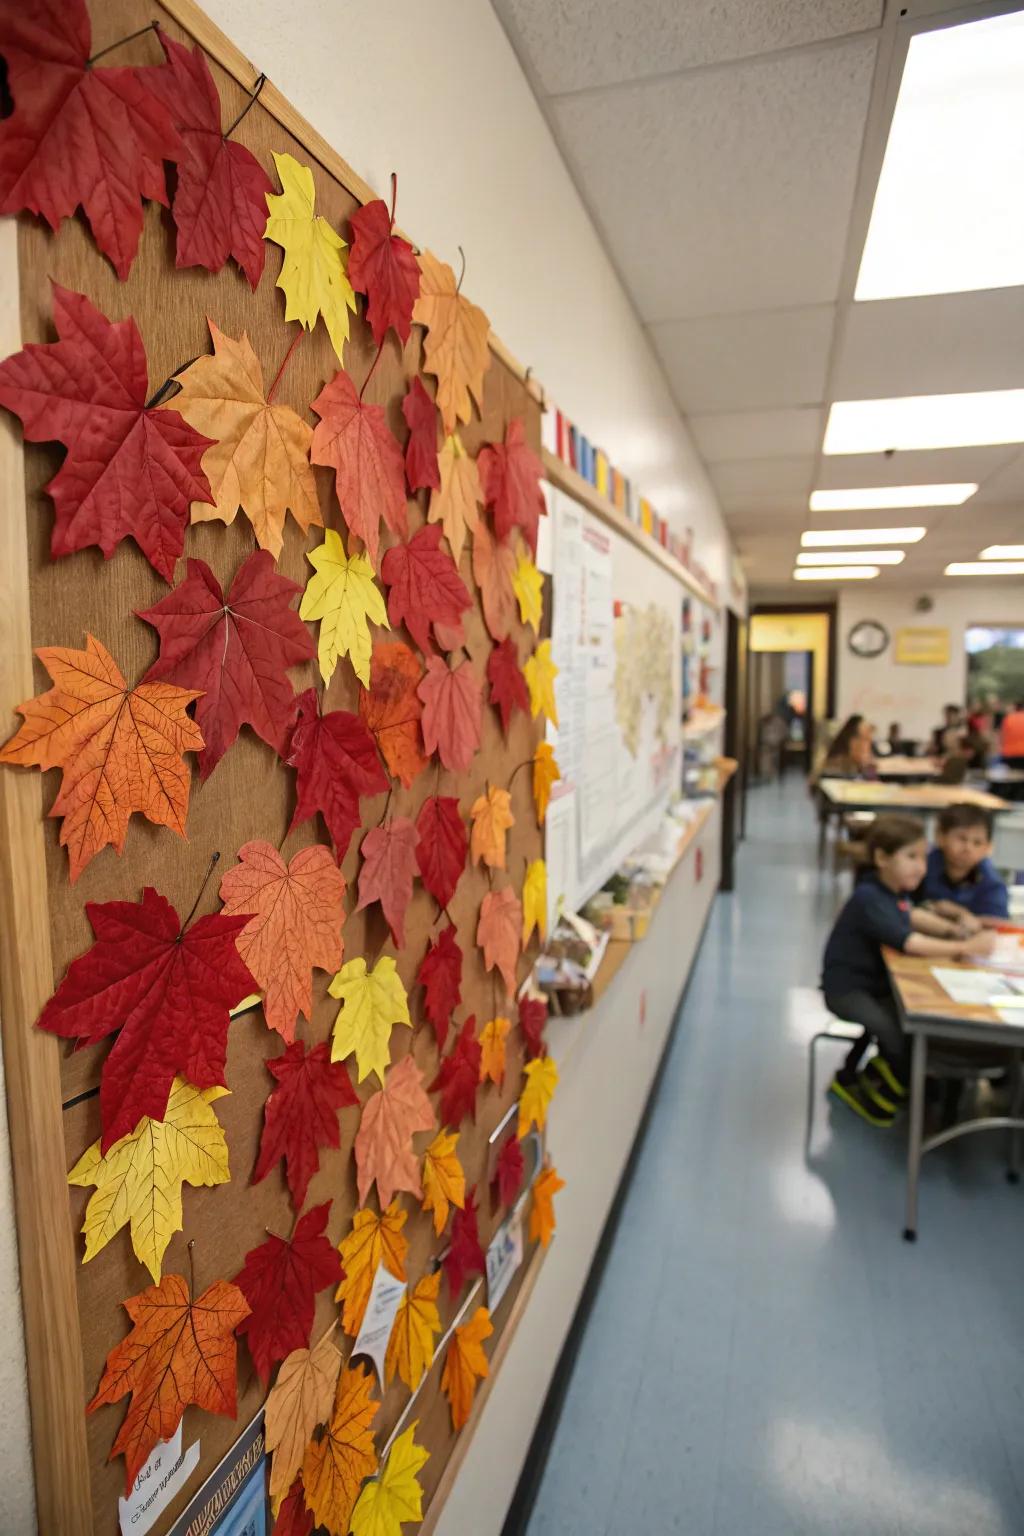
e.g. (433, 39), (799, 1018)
(524, 779), (1024, 1536)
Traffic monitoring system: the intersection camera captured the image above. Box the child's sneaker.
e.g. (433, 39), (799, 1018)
(862, 1056), (908, 1113)
(828, 1073), (896, 1127)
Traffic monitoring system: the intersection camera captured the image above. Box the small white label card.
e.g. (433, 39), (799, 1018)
(352, 1263), (406, 1381)
(118, 1425), (200, 1536)
(486, 1210), (524, 1313)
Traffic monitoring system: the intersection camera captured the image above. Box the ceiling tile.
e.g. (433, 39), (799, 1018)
(833, 288), (1024, 400)
(709, 457), (814, 512)
(689, 407), (821, 462)
(815, 445), (1019, 490)
(960, 449), (1024, 506)
(649, 305), (835, 412)
(550, 38), (878, 321)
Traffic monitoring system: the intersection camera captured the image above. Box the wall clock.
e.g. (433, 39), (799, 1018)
(847, 620), (889, 658)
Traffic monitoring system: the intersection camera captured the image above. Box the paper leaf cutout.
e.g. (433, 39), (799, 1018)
(472, 520), (517, 644)
(477, 418), (544, 558)
(265, 1332), (342, 1510)
(140, 551), (313, 779)
(385, 1271), (441, 1390)
(172, 321), (321, 559)
(265, 151), (356, 362)
(518, 996), (548, 1060)
(0, 635), (203, 883)
(487, 639), (530, 736)
(401, 378), (440, 494)
(421, 1129), (465, 1237)
(416, 926), (462, 1052)
(524, 639), (559, 726)
(494, 1134), (524, 1207)
(354, 1055), (436, 1208)
(430, 1017), (482, 1129)
(254, 1041), (358, 1212)
(0, 1), (182, 279)
(301, 529), (388, 688)
(470, 786), (514, 871)
(329, 956), (412, 1086)
(0, 285), (212, 582)
(68, 1078), (229, 1284)
(274, 1478), (314, 1536)
(512, 550), (544, 632)
(348, 197), (420, 347)
(359, 640), (428, 790)
(532, 742), (560, 825)
(444, 1187), (486, 1298)
(38, 886), (254, 1151)
(522, 859), (547, 946)
(381, 524), (473, 655)
(234, 1203), (342, 1385)
(287, 690), (389, 861)
(413, 250), (492, 435)
(88, 1273), (249, 1495)
(478, 1017), (511, 1089)
(530, 1166), (566, 1247)
(418, 657), (483, 774)
(335, 1202), (409, 1337)
(477, 887), (522, 997)
(442, 1308), (492, 1432)
(153, 34), (272, 287)
(311, 370), (408, 568)
(519, 1056), (559, 1138)
(356, 818), (418, 949)
(428, 433), (481, 564)
(302, 1364), (379, 1536)
(415, 796), (467, 912)
(350, 1423), (429, 1536)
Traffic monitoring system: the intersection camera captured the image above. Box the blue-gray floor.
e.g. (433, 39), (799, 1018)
(526, 780), (1024, 1536)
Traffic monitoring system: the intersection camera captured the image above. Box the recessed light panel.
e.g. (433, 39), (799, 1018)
(824, 391), (1024, 454)
(801, 527), (926, 547)
(797, 550), (905, 566)
(980, 545), (1024, 559)
(809, 484), (976, 511)
(945, 561), (1024, 576)
(793, 566), (880, 581)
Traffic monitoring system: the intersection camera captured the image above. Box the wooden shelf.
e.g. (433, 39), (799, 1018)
(684, 706), (725, 738)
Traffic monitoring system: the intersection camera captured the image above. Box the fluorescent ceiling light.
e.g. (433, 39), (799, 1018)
(945, 561), (1024, 576)
(793, 566), (880, 581)
(801, 526), (926, 547)
(980, 545), (1024, 559)
(809, 484), (976, 511)
(855, 10), (1024, 301)
(824, 391), (1024, 454)
(797, 550), (905, 566)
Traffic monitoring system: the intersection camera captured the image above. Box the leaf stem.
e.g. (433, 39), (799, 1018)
(180, 852), (221, 936)
(266, 329), (303, 404)
(87, 20), (158, 65)
(223, 72), (266, 140)
(376, 785), (394, 828)
(145, 355), (200, 412)
(359, 340), (386, 404)
(388, 171), (398, 232)
(455, 246), (466, 295)
(187, 1238), (196, 1297)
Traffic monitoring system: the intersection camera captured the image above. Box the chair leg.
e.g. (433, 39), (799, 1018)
(1008, 1050), (1023, 1184)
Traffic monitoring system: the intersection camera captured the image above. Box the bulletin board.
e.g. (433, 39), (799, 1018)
(0, 2), (555, 1533)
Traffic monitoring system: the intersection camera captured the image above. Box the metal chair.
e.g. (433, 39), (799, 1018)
(806, 1020), (867, 1146)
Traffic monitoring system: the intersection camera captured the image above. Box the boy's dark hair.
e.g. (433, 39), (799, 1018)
(937, 803), (993, 838)
(866, 813), (925, 861)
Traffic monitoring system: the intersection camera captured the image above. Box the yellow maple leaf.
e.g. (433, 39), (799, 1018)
(329, 956), (411, 1085)
(532, 742), (560, 826)
(420, 1129), (465, 1237)
(67, 1078), (229, 1283)
(335, 1202), (409, 1336)
(530, 1165), (566, 1248)
(522, 859), (547, 946)
(441, 1307), (492, 1431)
(384, 1271), (441, 1391)
(478, 1016), (511, 1088)
(523, 639), (559, 727)
(413, 250), (492, 435)
(303, 1363), (379, 1536)
(518, 1054), (558, 1138)
(265, 151), (356, 363)
(512, 549), (544, 632)
(265, 1331), (341, 1510)
(350, 1422), (429, 1536)
(428, 433), (481, 564)
(300, 529), (389, 687)
(469, 785), (515, 871)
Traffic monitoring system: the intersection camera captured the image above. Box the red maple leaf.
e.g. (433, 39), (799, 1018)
(358, 639), (428, 790)
(311, 371), (407, 568)
(287, 690), (389, 862)
(486, 638), (530, 735)
(444, 1187), (486, 1298)
(401, 378), (440, 494)
(519, 996), (548, 1060)
(233, 1203), (342, 1385)
(430, 1017), (482, 1129)
(37, 885), (255, 1151)
(494, 1135), (525, 1208)
(418, 657), (483, 774)
(416, 926), (462, 1052)
(347, 195), (421, 347)
(380, 524), (472, 655)
(140, 551), (313, 778)
(0, 1), (182, 279)
(415, 796), (467, 911)
(355, 817), (418, 948)
(273, 1479), (314, 1536)
(151, 34), (272, 289)
(253, 1041), (358, 1211)
(0, 285), (213, 582)
(477, 418), (544, 558)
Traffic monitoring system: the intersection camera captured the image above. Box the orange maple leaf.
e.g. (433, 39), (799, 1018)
(472, 521), (517, 644)
(384, 1270), (441, 1391)
(219, 841), (346, 1040)
(421, 1128), (466, 1236)
(0, 634), (203, 882)
(88, 1273), (250, 1495)
(470, 785), (515, 871)
(428, 433), (481, 563)
(478, 1016), (511, 1088)
(477, 887), (523, 997)
(335, 1201), (409, 1336)
(532, 741), (560, 826)
(530, 1165), (565, 1248)
(302, 1364), (379, 1536)
(354, 1055), (436, 1208)
(413, 251), (492, 435)
(441, 1306), (493, 1431)
(358, 639), (428, 790)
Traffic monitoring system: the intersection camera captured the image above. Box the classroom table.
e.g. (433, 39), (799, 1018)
(874, 755), (941, 782)
(885, 948), (1024, 1240)
(816, 779), (1012, 862)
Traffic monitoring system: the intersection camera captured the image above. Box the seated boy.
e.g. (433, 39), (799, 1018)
(916, 804), (1008, 932)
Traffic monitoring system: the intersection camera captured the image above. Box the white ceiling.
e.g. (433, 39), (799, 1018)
(490, 0), (1024, 593)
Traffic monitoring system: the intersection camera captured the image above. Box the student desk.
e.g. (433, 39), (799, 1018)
(884, 949), (1024, 1240)
(815, 779), (1012, 863)
(874, 756), (941, 782)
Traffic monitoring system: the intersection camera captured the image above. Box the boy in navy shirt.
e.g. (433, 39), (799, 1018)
(916, 804), (1008, 929)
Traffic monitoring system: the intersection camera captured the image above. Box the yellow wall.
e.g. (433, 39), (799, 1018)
(749, 611), (831, 721)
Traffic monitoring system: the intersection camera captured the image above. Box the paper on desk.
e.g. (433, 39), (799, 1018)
(931, 967), (1024, 1005)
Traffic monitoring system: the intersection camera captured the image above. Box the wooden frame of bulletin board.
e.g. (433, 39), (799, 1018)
(0, 2), (556, 1532)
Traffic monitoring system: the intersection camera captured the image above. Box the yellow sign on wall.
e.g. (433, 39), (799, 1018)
(894, 626), (951, 665)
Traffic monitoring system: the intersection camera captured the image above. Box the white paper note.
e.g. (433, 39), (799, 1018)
(931, 967), (1024, 1005)
(486, 1211), (524, 1313)
(351, 1263), (406, 1381)
(118, 1426), (200, 1536)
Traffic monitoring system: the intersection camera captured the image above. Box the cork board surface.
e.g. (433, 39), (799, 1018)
(9, 2), (545, 1530)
